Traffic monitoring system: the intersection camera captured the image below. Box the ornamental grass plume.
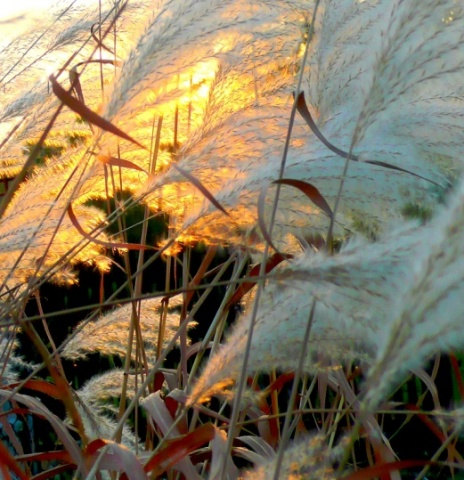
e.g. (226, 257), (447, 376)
(364, 172), (464, 410)
(189, 174), (464, 409)
(0, 153), (111, 295)
(188, 220), (424, 405)
(75, 369), (140, 446)
(137, 0), (464, 250)
(62, 295), (194, 362)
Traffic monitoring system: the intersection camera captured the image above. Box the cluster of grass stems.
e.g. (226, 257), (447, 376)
(0, 1), (463, 479)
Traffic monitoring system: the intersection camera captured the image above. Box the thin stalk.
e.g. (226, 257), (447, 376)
(272, 300), (317, 480)
(220, 3), (321, 476)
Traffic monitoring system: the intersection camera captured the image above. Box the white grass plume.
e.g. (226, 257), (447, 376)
(188, 221), (424, 404)
(364, 174), (464, 409)
(141, 0), (463, 250)
(190, 173), (464, 407)
(0, 154), (110, 293)
(75, 369), (138, 446)
(62, 295), (194, 362)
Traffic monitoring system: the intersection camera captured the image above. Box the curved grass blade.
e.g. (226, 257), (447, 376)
(69, 59), (122, 107)
(68, 203), (151, 251)
(273, 178), (333, 220)
(97, 155), (151, 176)
(173, 164), (229, 217)
(0, 441), (28, 480)
(225, 252), (292, 309)
(91, 23), (117, 56)
(257, 185), (281, 254)
(141, 424), (216, 477)
(295, 92), (444, 188)
(49, 74), (145, 149)
(86, 439), (147, 480)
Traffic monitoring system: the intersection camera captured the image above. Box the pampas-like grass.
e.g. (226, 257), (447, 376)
(187, 220), (424, 404)
(139, 0), (463, 250)
(62, 295), (193, 362)
(189, 172), (464, 409)
(364, 173), (464, 409)
(0, 153), (111, 294)
(75, 369), (139, 446)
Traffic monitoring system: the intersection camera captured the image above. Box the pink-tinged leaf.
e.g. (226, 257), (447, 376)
(0, 440), (28, 480)
(225, 253), (292, 309)
(237, 436), (275, 461)
(210, 427), (239, 479)
(86, 439), (147, 480)
(273, 179), (333, 220)
(142, 424), (217, 477)
(49, 74), (145, 149)
(141, 392), (200, 479)
(0, 390), (85, 475)
(173, 164), (229, 217)
(67, 203), (151, 251)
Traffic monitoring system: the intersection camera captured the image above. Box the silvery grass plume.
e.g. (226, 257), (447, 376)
(138, 0), (464, 250)
(74, 369), (139, 446)
(188, 221), (423, 404)
(189, 172), (464, 408)
(0, 153), (111, 296)
(0, 0), (147, 180)
(363, 173), (464, 410)
(62, 295), (194, 362)
(99, 0), (306, 182)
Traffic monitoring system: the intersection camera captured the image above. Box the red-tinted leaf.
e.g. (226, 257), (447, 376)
(185, 245), (217, 309)
(68, 203), (150, 251)
(153, 372), (165, 392)
(143, 424), (216, 476)
(274, 178), (333, 220)
(15, 450), (73, 464)
(31, 463), (75, 480)
(405, 404), (446, 442)
(264, 372), (295, 397)
(0, 390), (84, 473)
(173, 164), (229, 217)
(0, 438), (29, 480)
(450, 352), (464, 400)
(49, 74), (145, 149)
(226, 253), (292, 309)
(6, 379), (65, 401)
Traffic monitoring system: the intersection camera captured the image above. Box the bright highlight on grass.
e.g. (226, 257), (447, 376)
(0, 0), (463, 478)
